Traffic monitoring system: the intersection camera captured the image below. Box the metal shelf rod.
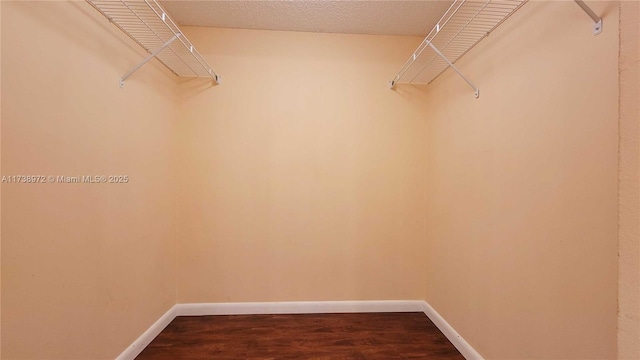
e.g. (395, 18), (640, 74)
(426, 41), (479, 98)
(120, 34), (180, 88)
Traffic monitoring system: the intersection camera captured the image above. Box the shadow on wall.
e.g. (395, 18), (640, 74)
(11, 1), (177, 86)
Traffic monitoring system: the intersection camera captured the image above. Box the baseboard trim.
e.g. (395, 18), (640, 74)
(116, 300), (482, 360)
(421, 302), (484, 360)
(175, 300), (425, 316)
(115, 305), (177, 360)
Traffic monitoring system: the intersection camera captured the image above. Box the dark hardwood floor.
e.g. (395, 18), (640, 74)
(136, 312), (465, 359)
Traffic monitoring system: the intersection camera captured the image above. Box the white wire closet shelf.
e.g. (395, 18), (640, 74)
(87, 0), (220, 87)
(390, 0), (528, 98)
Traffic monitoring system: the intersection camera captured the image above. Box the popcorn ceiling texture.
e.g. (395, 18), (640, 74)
(161, 0), (453, 36)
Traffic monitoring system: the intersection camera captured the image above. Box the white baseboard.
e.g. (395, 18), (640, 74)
(115, 305), (177, 360)
(421, 302), (484, 360)
(175, 300), (425, 316)
(116, 300), (482, 360)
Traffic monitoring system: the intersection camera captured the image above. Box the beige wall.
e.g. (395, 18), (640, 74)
(1, 1), (634, 359)
(176, 27), (430, 303)
(618, 2), (640, 359)
(1, 1), (3, 357)
(423, 1), (619, 359)
(1, 1), (178, 359)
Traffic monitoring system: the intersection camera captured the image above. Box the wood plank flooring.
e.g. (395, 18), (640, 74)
(136, 312), (464, 359)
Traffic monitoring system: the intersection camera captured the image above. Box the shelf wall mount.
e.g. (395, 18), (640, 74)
(86, 0), (220, 88)
(573, 0), (603, 35)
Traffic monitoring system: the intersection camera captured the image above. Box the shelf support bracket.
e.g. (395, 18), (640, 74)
(426, 41), (479, 99)
(573, 0), (602, 35)
(120, 34), (181, 88)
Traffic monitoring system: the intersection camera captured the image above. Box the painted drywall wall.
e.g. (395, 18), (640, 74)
(1, 1), (179, 359)
(618, 2), (640, 359)
(0, 1), (3, 357)
(176, 28), (430, 303)
(423, 1), (619, 359)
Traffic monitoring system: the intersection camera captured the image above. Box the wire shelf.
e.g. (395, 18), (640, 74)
(87, 0), (219, 84)
(391, 0), (527, 88)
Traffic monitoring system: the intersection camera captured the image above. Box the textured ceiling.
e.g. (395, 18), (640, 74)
(160, 1), (454, 36)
